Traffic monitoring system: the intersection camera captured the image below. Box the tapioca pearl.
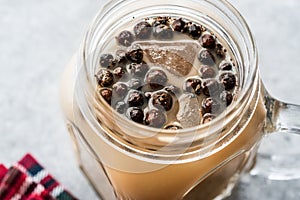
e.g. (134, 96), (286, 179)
(134, 21), (152, 40)
(152, 91), (173, 111)
(112, 82), (128, 98)
(126, 47), (144, 63)
(198, 49), (215, 66)
(100, 53), (114, 68)
(117, 30), (134, 47)
(115, 49), (128, 65)
(171, 18), (186, 32)
(199, 65), (216, 79)
(99, 88), (112, 105)
(126, 90), (145, 107)
(187, 24), (202, 39)
(113, 66), (127, 79)
(153, 24), (173, 40)
(145, 109), (167, 128)
(219, 72), (236, 90)
(127, 107), (144, 124)
(95, 69), (114, 87)
(145, 69), (168, 89)
(200, 34), (216, 49)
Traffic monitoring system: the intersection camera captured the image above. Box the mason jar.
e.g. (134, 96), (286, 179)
(60, 0), (300, 199)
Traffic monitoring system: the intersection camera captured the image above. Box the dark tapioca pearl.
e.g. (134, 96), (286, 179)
(201, 97), (221, 114)
(115, 50), (127, 64)
(171, 18), (186, 32)
(117, 30), (134, 47)
(220, 90), (233, 106)
(115, 101), (127, 114)
(164, 124), (183, 130)
(99, 88), (112, 104)
(216, 44), (225, 58)
(127, 90), (145, 107)
(113, 66), (127, 79)
(216, 49), (224, 58)
(113, 83), (128, 97)
(200, 65), (216, 79)
(145, 69), (168, 89)
(145, 109), (167, 128)
(182, 23), (189, 33)
(127, 107), (144, 124)
(129, 62), (149, 77)
(187, 24), (202, 39)
(202, 113), (216, 124)
(219, 72), (236, 90)
(219, 62), (233, 71)
(100, 53), (114, 68)
(134, 21), (152, 39)
(164, 85), (180, 96)
(198, 49), (215, 66)
(183, 78), (202, 95)
(200, 34), (216, 49)
(126, 47), (143, 63)
(95, 69), (114, 87)
(129, 78), (143, 90)
(153, 24), (173, 40)
(152, 91), (173, 111)
(202, 79), (221, 97)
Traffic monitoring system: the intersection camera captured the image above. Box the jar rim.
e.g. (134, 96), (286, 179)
(75, 0), (258, 159)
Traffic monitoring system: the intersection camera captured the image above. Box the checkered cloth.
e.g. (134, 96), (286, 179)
(0, 154), (78, 200)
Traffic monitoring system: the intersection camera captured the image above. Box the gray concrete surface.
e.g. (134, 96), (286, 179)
(0, 0), (300, 199)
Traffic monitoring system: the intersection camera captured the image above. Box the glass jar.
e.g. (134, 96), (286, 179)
(60, 0), (300, 199)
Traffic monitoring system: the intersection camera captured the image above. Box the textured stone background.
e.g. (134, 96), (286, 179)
(0, 0), (300, 199)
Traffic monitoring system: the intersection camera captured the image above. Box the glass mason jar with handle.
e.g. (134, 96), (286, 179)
(60, 0), (300, 199)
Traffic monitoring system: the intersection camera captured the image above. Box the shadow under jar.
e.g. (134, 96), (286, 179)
(60, 0), (300, 199)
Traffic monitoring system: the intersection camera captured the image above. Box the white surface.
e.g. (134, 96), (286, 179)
(0, 0), (300, 199)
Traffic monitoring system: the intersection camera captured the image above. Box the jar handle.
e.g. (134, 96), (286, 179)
(250, 92), (300, 180)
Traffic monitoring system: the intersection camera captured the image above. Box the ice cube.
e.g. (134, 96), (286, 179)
(136, 41), (200, 76)
(176, 93), (201, 128)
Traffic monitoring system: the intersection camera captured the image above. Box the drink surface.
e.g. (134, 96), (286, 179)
(95, 16), (239, 129)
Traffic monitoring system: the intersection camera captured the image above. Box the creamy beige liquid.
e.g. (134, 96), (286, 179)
(105, 98), (266, 200)
(61, 55), (266, 199)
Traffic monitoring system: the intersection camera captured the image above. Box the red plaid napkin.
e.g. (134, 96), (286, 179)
(0, 154), (78, 200)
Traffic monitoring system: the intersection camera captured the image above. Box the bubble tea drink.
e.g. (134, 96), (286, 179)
(60, 0), (271, 199)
